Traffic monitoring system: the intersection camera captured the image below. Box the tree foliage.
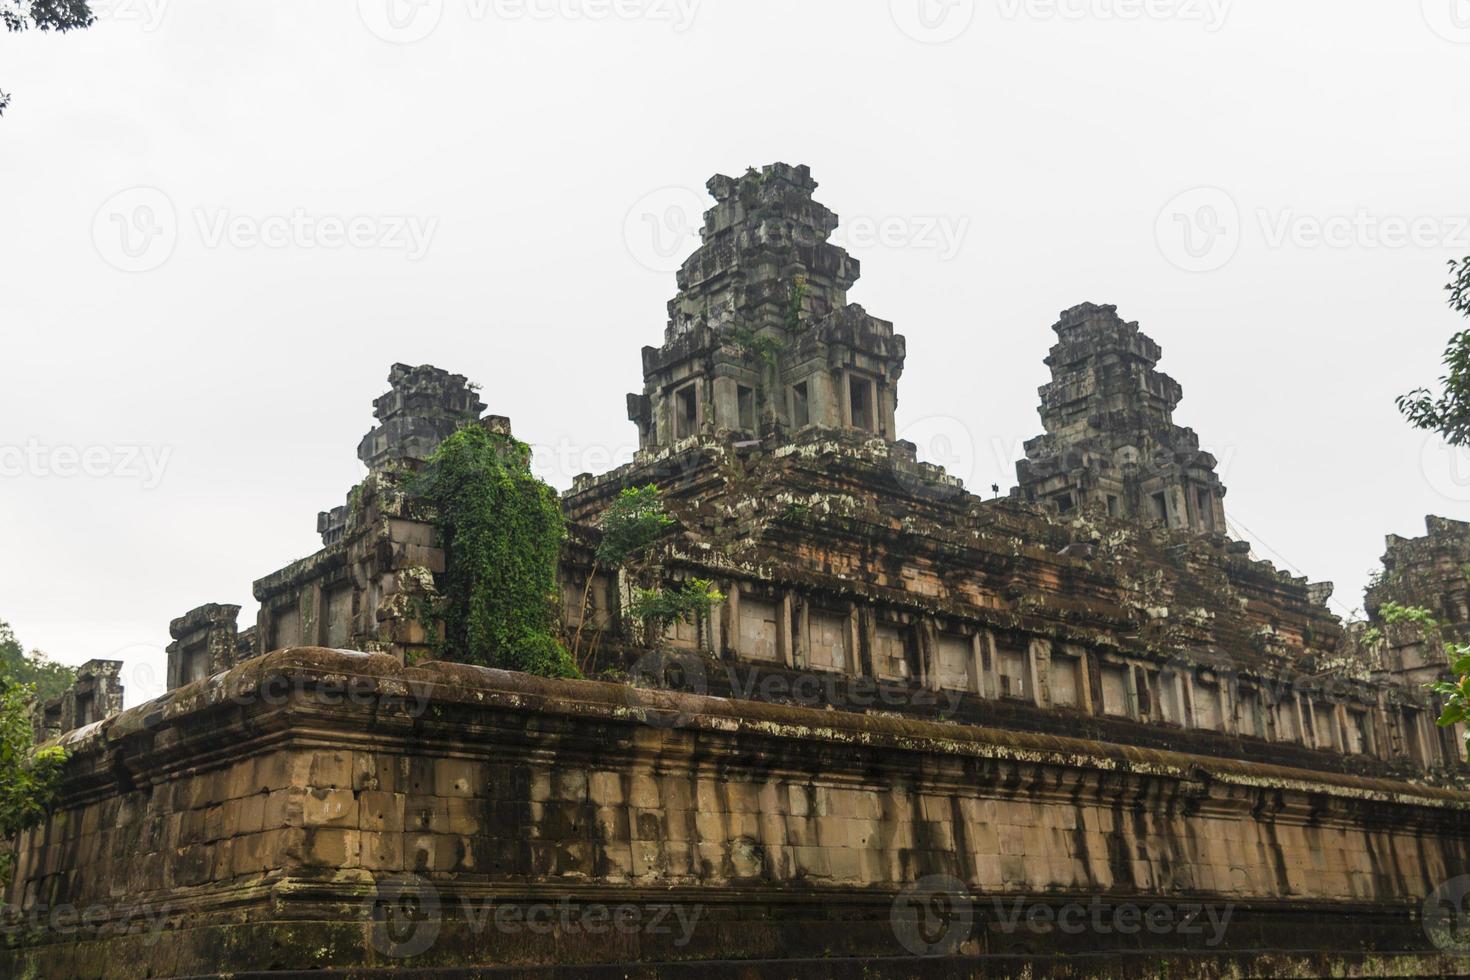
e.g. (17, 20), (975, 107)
(595, 485), (676, 566)
(629, 578), (725, 637)
(1397, 257), (1470, 445)
(0, 678), (67, 883)
(418, 425), (578, 679)
(1374, 602), (1470, 753)
(1, 0), (96, 115)
(0, 620), (74, 704)
(1394, 260), (1470, 752)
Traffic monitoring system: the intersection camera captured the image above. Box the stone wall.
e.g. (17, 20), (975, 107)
(31, 659), (123, 742)
(3, 648), (1467, 977)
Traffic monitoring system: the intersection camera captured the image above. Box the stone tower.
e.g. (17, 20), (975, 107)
(1015, 302), (1227, 532)
(627, 163), (906, 450)
(317, 363), (490, 545)
(356, 363), (486, 470)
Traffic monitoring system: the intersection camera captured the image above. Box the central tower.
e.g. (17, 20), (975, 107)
(627, 164), (906, 450)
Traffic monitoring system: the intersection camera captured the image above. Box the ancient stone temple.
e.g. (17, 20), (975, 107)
(628, 164), (904, 447)
(6, 165), (1470, 979)
(1016, 301), (1227, 532)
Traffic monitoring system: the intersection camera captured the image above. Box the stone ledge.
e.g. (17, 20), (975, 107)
(74, 646), (1470, 813)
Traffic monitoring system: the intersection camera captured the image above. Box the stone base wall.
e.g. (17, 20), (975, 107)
(3, 648), (1469, 978)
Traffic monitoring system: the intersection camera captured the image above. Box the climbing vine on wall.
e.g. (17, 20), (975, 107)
(1368, 602), (1470, 752)
(418, 425), (578, 678)
(0, 678), (67, 884)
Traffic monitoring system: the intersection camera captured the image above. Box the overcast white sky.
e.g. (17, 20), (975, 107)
(2, 0), (1468, 706)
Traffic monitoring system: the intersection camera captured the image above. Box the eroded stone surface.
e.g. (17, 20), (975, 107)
(13, 163), (1470, 976)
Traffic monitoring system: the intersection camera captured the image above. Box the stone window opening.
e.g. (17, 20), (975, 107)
(934, 632), (973, 692)
(1274, 697), (1300, 743)
(737, 385), (755, 431)
(1194, 678), (1224, 731)
(74, 690), (95, 727)
(791, 382), (810, 427)
(805, 608), (849, 673)
(1151, 491), (1169, 525)
(997, 643), (1030, 701)
(1099, 663), (1133, 717)
(674, 384), (698, 440)
(1238, 687), (1266, 739)
(1106, 495), (1119, 517)
(848, 375), (875, 432)
(1346, 709), (1373, 755)
(1158, 672), (1181, 724)
(183, 642), (209, 685)
(1049, 653), (1082, 708)
(1196, 488), (1214, 530)
(1055, 493), (1074, 515)
(1401, 709), (1427, 765)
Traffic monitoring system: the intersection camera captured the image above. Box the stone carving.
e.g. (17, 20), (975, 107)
(1016, 301), (1227, 532)
(628, 164), (904, 449)
(12, 163), (1470, 976)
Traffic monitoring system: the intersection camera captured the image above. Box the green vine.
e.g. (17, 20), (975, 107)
(1369, 601), (1470, 752)
(417, 426), (578, 678)
(1, 679), (67, 884)
(786, 275), (808, 333)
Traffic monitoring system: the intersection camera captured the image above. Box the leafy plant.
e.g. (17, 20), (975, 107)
(786, 275), (808, 332)
(417, 425), (578, 679)
(0, 620), (74, 703)
(596, 485), (675, 566)
(1397, 256), (1470, 444)
(0, 678), (67, 884)
(629, 579), (725, 638)
(2, 0), (97, 115)
(571, 485), (676, 667)
(1371, 602), (1470, 753)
